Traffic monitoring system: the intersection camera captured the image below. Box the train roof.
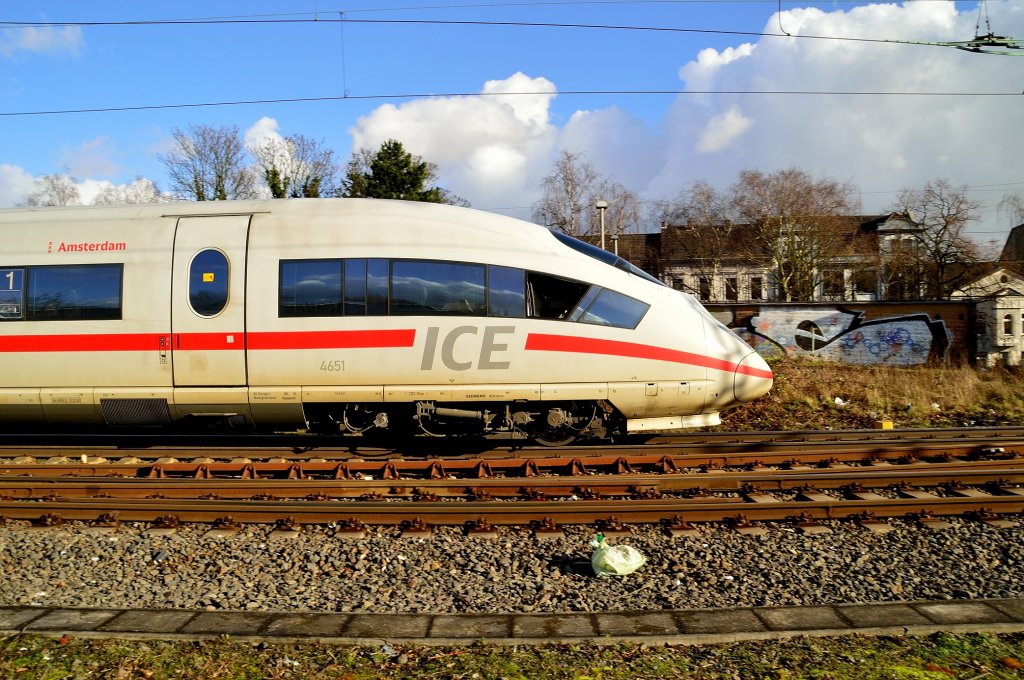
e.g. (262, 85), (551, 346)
(0, 197), (536, 227)
(0, 198), (667, 289)
(0, 197), (555, 246)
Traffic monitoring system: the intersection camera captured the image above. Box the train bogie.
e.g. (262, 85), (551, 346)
(0, 199), (772, 442)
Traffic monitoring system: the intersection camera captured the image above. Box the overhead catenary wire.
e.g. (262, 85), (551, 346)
(2, 8), (1019, 118)
(2, 89), (1020, 118)
(3, 15), (1020, 53)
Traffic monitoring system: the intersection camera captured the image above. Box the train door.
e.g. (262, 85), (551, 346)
(171, 215), (250, 386)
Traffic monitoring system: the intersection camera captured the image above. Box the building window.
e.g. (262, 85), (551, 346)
(1004, 314), (1013, 335)
(698, 276), (711, 301)
(853, 269), (877, 298)
(750, 276), (763, 301)
(725, 277), (738, 301)
(823, 270), (844, 299)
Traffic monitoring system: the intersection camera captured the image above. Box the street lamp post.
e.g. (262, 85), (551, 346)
(596, 200), (608, 250)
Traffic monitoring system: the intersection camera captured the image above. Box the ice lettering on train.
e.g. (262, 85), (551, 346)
(420, 326), (516, 371)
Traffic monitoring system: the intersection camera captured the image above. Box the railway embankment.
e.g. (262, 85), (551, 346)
(720, 358), (1024, 431)
(0, 518), (1021, 615)
(3, 359), (1024, 677)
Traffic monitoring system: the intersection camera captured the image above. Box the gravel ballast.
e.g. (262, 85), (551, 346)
(1, 518), (1021, 614)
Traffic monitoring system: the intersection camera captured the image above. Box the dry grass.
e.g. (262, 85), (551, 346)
(721, 358), (1024, 431)
(5, 632), (1024, 679)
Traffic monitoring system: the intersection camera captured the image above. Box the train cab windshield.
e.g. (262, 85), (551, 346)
(551, 231), (664, 286)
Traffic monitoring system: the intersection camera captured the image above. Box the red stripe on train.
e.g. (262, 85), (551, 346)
(0, 333), (166, 352)
(0, 329), (417, 352)
(247, 329), (416, 350)
(525, 333), (773, 379)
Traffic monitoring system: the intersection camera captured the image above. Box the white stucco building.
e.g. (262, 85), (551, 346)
(952, 267), (1024, 367)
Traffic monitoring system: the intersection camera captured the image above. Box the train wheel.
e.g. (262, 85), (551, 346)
(528, 403), (597, 446)
(531, 428), (579, 447)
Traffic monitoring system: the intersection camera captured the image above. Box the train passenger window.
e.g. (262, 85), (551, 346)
(367, 259), (389, 316)
(344, 259), (367, 315)
(526, 272), (589, 320)
(392, 261), (485, 315)
(0, 268), (25, 320)
(487, 266), (525, 317)
(575, 289), (650, 329)
(279, 260), (342, 317)
(27, 264), (123, 321)
(188, 249), (229, 317)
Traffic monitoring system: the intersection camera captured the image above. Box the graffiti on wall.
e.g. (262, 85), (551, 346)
(715, 307), (952, 365)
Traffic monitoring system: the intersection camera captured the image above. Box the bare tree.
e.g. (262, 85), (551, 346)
(533, 150), (600, 238)
(730, 168), (860, 301)
(1000, 193), (1024, 226)
(157, 124), (257, 201)
(891, 178), (981, 299)
(656, 181), (734, 295)
(533, 150), (640, 244)
(19, 173), (81, 206)
(252, 134), (339, 198)
(93, 177), (165, 205)
(877, 232), (923, 301)
(594, 178), (641, 244)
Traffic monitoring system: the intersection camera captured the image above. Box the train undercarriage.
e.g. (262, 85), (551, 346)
(304, 399), (618, 446)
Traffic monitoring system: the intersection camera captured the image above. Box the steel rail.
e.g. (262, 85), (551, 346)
(0, 493), (1021, 526)
(0, 442), (1020, 478)
(1, 426), (1024, 461)
(1, 463), (1022, 499)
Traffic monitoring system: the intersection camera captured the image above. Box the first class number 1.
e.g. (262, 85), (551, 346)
(320, 360), (346, 372)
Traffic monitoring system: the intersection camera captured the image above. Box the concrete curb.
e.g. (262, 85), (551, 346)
(2, 598), (1023, 646)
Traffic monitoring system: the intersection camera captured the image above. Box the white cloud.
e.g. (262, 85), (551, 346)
(679, 44), (756, 91)
(340, 2), (1023, 240)
(561, 108), (662, 191)
(696, 105), (753, 153)
(60, 136), (119, 178)
(244, 117), (283, 150)
(4, 2), (1022, 243)
(0, 166), (167, 208)
(0, 25), (83, 58)
(646, 0), (1024, 237)
(0, 164), (36, 206)
(348, 72), (559, 209)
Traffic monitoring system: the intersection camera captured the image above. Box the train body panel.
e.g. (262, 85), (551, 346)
(0, 199), (772, 438)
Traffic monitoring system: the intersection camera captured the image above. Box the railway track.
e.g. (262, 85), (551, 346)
(0, 428), (1021, 533)
(1, 425), (1023, 460)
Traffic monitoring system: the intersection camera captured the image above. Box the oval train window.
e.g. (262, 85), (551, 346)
(189, 249), (229, 317)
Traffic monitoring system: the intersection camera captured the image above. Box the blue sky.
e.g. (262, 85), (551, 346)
(2, 1), (1023, 246)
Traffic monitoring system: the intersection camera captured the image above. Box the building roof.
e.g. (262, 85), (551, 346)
(1000, 223), (1024, 263)
(656, 213), (915, 264)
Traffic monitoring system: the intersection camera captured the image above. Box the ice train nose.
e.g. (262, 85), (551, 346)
(734, 351), (773, 403)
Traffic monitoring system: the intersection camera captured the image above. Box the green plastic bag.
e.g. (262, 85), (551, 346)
(590, 534), (647, 577)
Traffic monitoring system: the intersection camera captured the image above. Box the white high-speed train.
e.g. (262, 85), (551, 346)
(0, 199), (772, 443)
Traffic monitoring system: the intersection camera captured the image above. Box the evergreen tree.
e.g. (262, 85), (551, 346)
(341, 140), (465, 205)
